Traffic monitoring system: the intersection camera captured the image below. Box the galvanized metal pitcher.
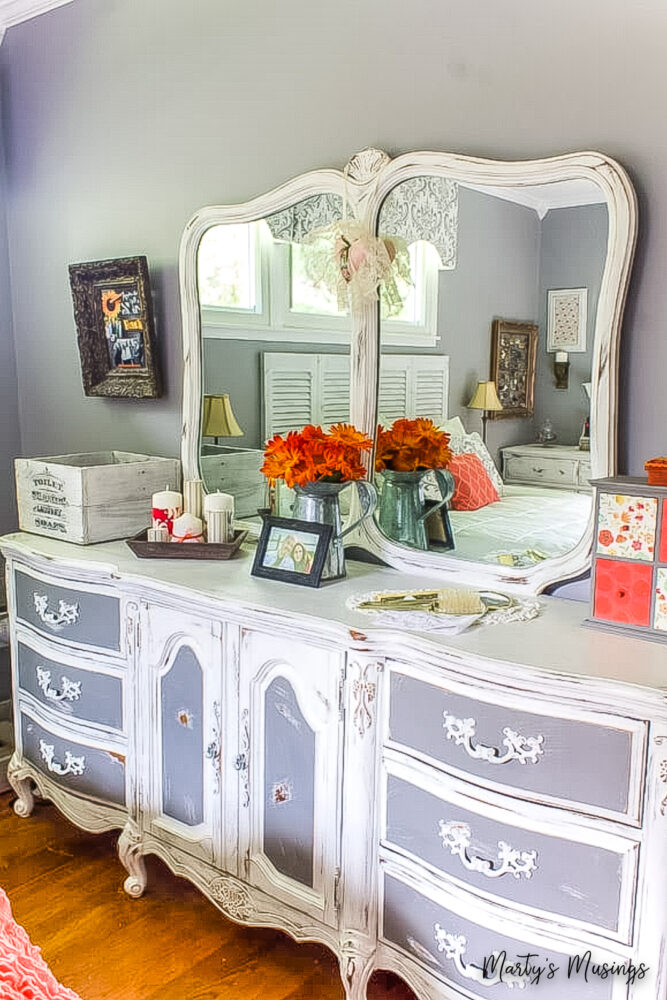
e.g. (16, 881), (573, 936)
(377, 468), (455, 551)
(292, 480), (377, 581)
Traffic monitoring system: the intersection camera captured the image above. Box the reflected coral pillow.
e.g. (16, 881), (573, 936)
(449, 453), (500, 511)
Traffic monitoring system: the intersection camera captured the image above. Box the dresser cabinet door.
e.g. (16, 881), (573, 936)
(239, 629), (342, 927)
(142, 605), (223, 866)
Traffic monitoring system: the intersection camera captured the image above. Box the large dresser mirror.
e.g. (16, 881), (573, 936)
(180, 148), (637, 592)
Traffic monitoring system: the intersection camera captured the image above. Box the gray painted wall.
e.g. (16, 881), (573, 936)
(433, 187), (540, 459)
(0, 0), (665, 475)
(534, 204), (608, 444)
(0, 122), (20, 534)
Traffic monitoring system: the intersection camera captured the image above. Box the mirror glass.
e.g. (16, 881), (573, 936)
(197, 193), (352, 520)
(374, 174), (608, 568)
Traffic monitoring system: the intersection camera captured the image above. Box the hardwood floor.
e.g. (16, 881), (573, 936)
(0, 793), (415, 999)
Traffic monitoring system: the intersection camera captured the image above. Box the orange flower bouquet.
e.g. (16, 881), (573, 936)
(261, 423), (373, 488)
(375, 417), (452, 473)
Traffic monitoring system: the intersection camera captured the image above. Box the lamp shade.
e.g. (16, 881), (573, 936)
(202, 394), (244, 438)
(467, 381), (503, 412)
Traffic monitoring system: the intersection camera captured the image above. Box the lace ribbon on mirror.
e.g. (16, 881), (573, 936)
(303, 218), (411, 313)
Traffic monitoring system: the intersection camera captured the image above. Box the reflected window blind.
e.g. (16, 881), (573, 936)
(263, 352), (448, 440)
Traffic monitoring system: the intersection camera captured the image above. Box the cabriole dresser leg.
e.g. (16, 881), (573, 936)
(7, 753), (35, 818)
(118, 819), (147, 898)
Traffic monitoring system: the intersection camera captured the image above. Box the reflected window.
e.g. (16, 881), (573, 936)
(199, 224), (439, 346)
(380, 242), (440, 338)
(199, 222), (262, 312)
(290, 243), (345, 316)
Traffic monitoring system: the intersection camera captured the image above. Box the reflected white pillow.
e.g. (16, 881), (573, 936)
(449, 431), (503, 496)
(439, 416), (466, 437)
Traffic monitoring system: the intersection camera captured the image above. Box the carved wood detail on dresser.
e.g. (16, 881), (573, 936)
(2, 532), (667, 1000)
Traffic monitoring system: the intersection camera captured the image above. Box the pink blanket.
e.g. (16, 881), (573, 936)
(0, 888), (81, 1000)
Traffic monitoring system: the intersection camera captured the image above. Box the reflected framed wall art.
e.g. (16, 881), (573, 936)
(490, 319), (538, 419)
(69, 255), (162, 398)
(547, 287), (588, 353)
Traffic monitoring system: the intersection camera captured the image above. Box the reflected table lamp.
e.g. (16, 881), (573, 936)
(202, 394), (244, 445)
(467, 380), (503, 445)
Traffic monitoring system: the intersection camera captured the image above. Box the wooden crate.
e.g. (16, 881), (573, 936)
(15, 451), (181, 544)
(200, 445), (265, 518)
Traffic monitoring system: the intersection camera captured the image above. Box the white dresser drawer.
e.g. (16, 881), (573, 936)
(380, 861), (617, 999)
(19, 706), (126, 806)
(13, 567), (122, 655)
(504, 452), (578, 487)
(16, 638), (124, 733)
(382, 756), (638, 945)
(385, 663), (647, 825)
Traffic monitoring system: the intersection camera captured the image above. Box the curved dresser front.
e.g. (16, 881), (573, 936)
(1, 532), (665, 1000)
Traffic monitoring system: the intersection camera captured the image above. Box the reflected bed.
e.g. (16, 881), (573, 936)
(448, 484), (591, 566)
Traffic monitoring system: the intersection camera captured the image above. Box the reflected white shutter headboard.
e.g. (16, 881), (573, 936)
(263, 352), (449, 440)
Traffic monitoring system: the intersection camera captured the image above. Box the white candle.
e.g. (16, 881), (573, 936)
(152, 487), (183, 509)
(152, 486), (183, 534)
(207, 509), (233, 544)
(204, 492), (235, 544)
(184, 479), (203, 519)
(204, 492), (235, 514)
(555, 351), (569, 364)
(171, 512), (204, 543)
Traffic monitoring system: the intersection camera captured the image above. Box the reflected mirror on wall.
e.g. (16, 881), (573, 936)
(197, 194), (357, 520)
(373, 174), (608, 569)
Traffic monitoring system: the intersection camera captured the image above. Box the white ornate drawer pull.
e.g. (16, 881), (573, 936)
(438, 821), (537, 879)
(33, 593), (80, 630)
(433, 925), (527, 989)
(36, 666), (82, 703)
(39, 739), (85, 777)
(443, 710), (544, 765)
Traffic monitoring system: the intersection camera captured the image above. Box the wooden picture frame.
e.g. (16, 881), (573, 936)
(547, 287), (588, 353)
(490, 319), (538, 419)
(251, 515), (333, 587)
(69, 256), (161, 398)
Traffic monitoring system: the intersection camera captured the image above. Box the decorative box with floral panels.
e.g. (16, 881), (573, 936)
(587, 476), (667, 641)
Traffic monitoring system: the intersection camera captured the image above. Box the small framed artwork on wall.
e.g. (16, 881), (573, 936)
(489, 319), (538, 419)
(69, 256), (162, 398)
(547, 287), (588, 353)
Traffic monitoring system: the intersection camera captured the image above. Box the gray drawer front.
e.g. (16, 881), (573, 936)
(382, 871), (613, 999)
(15, 570), (120, 651)
(385, 775), (629, 937)
(17, 643), (123, 731)
(388, 673), (637, 819)
(21, 713), (125, 805)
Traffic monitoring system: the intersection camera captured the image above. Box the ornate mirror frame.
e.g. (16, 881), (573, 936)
(180, 148), (637, 593)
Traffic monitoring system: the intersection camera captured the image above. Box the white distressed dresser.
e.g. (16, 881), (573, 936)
(501, 445), (593, 493)
(2, 531), (666, 1000)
